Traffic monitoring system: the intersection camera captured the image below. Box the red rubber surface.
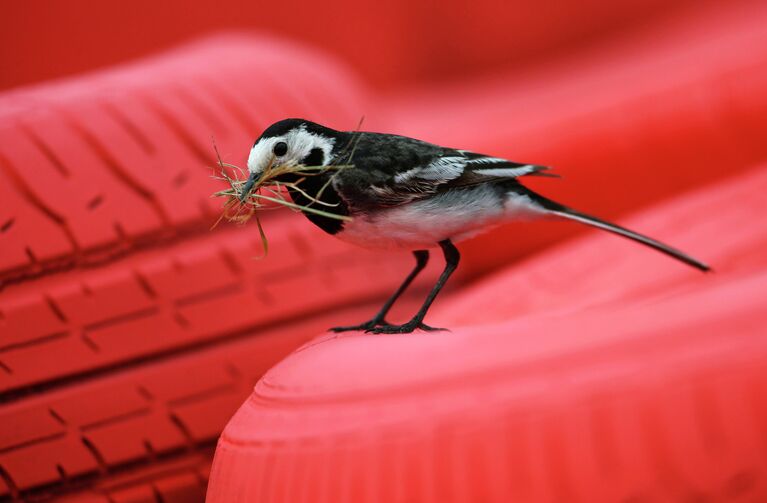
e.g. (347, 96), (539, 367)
(0, 36), (431, 502)
(0, 34), (368, 286)
(4, 2), (767, 501)
(0, 301), (421, 502)
(207, 164), (767, 502)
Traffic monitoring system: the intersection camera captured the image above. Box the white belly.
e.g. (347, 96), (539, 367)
(336, 185), (547, 250)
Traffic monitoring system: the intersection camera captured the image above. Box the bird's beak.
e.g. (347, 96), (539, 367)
(240, 172), (258, 203)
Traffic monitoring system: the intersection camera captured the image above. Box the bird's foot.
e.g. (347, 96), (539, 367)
(366, 321), (447, 334)
(329, 318), (389, 333)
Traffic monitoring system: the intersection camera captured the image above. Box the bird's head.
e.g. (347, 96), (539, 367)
(241, 118), (338, 201)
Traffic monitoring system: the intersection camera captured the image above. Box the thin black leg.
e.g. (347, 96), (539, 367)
(368, 239), (459, 334)
(330, 250), (430, 332)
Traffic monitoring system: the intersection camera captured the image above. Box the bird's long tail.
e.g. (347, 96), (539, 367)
(529, 194), (710, 272)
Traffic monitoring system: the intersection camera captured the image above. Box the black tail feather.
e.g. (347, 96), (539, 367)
(533, 198), (710, 271)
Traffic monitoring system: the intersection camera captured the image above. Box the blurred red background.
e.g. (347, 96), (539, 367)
(2, 0), (703, 92)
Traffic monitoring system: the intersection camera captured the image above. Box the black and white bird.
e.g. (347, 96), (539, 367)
(242, 118), (709, 334)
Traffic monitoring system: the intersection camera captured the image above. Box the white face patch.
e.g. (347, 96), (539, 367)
(247, 125), (336, 177)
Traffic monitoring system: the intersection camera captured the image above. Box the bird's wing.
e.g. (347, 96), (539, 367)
(332, 137), (554, 208)
(447, 150), (557, 186)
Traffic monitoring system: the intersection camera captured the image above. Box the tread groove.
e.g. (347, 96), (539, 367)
(167, 384), (235, 407)
(143, 439), (157, 461)
(87, 194), (105, 210)
(80, 436), (109, 473)
(138, 94), (215, 167)
(100, 101), (156, 155)
(151, 484), (166, 503)
(23, 246), (38, 264)
(0, 151), (80, 251)
(174, 283), (242, 308)
(133, 271), (158, 299)
(196, 78), (260, 133)
(55, 464), (68, 483)
(0, 464), (19, 500)
(218, 248), (243, 275)
(172, 170), (191, 188)
(0, 331), (69, 353)
(59, 111), (172, 228)
(168, 414), (195, 449)
(80, 409), (152, 431)
(80, 332), (101, 353)
(85, 307), (159, 333)
(44, 295), (68, 322)
(18, 123), (71, 178)
(136, 385), (154, 401)
(48, 407), (67, 425)
(0, 431), (67, 455)
(174, 85), (230, 137)
(173, 312), (190, 329)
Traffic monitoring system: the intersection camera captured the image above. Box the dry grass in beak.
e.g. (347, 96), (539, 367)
(210, 144), (353, 256)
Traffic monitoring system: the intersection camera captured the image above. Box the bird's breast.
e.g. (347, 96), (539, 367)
(336, 184), (540, 250)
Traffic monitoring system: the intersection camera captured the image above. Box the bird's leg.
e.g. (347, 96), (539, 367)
(330, 250), (430, 332)
(369, 240), (459, 334)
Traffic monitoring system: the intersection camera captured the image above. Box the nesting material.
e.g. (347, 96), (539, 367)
(210, 145), (352, 255)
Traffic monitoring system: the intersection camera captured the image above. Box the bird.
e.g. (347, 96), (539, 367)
(241, 118), (709, 334)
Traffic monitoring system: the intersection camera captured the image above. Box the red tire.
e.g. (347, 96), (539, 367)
(5, 3), (767, 500)
(0, 35), (425, 502)
(207, 164), (767, 502)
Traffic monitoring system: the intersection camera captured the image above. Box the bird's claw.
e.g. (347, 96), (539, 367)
(330, 319), (446, 334)
(365, 322), (447, 334)
(329, 319), (389, 333)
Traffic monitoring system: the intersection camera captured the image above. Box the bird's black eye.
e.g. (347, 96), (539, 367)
(273, 141), (288, 156)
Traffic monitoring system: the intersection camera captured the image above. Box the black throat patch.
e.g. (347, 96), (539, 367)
(302, 147), (325, 167)
(286, 172), (349, 235)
